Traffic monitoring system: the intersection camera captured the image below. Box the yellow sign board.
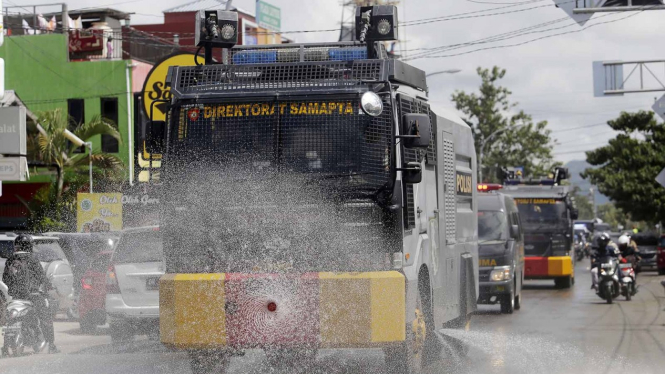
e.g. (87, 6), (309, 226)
(514, 198), (560, 205)
(77, 193), (123, 232)
(199, 102), (356, 120)
(142, 53), (198, 123)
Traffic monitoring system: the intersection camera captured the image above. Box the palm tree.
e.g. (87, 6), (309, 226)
(35, 108), (124, 199)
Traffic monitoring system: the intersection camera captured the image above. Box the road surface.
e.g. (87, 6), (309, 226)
(1, 260), (664, 374)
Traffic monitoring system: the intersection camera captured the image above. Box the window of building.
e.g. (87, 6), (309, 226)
(100, 97), (119, 153)
(67, 99), (85, 153)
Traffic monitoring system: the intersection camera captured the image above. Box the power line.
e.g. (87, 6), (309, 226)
(551, 123), (608, 133)
(407, 4), (655, 60)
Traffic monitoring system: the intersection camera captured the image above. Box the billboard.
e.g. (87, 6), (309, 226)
(77, 193), (123, 232)
(256, 0), (281, 32)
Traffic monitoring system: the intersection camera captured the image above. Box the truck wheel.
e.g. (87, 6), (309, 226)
(500, 288), (515, 314)
(385, 285), (433, 374)
(189, 351), (230, 374)
(658, 268), (665, 276)
(554, 276), (572, 289)
(513, 280), (521, 311)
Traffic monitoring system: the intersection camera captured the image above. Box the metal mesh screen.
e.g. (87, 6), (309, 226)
(398, 95), (436, 230)
(170, 98), (393, 191)
(173, 61), (385, 94)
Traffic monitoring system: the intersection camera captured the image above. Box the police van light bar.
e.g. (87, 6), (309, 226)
(504, 179), (556, 186)
(355, 5), (398, 43)
(478, 183), (503, 192)
(195, 10), (238, 48)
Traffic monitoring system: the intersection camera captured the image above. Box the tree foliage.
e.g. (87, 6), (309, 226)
(582, 111), (665, 223)
(451, 67), (558, 182)
(21, 109), (125, 231)
(35, 108), (124, 198)
(570, 185), (594, 220)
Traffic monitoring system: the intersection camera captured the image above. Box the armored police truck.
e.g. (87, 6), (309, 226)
(501, 168), (579, 288)
(148, 6), (478, 373)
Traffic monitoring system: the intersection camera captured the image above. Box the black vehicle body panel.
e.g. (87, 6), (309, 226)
(477, 193), (524, 305)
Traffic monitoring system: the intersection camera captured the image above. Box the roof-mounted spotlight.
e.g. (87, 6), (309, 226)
(355, 5), (398, 43)
(195, 10), (238, 63)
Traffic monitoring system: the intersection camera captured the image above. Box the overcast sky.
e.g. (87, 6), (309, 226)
(8, 0), (665, 163)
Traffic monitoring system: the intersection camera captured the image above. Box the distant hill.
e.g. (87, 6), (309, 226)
(565, 160), (610, 205)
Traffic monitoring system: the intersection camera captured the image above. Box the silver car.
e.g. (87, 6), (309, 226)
(0, 234), (74, 317)
(105, 226), (163, 343)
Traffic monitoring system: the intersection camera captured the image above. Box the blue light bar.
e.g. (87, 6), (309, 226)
(504, 179), (556, 186)
(329, 47), (367, 61)
(232, 50), (277, 64)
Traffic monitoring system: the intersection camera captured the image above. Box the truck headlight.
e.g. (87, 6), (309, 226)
(361, 92), (383, 117)
(490, 266), (511, 282)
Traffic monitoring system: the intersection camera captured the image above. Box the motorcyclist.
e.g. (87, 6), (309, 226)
(590, 233), (620, 291)
(618, 234), (640, 267)
(2, 234), (59, 354)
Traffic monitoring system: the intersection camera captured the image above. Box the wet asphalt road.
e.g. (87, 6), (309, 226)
(1, 259), (665, 374)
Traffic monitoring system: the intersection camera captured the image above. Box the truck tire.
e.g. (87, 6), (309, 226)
(189, 351), (230, 374)
(555, 276), (572, 289)
(658, 268), (665, 276)
(500, 288), (515, 314)
(385, 279), (434, 374)
(514, 279), (522, 310)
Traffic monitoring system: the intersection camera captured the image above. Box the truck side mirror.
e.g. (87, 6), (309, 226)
(400, 162), (422, 184)
(510, 224), (520, 239)
(571, 209), (579, 220)
(401, 113), (431, 149)
(146, 120), (166, 154)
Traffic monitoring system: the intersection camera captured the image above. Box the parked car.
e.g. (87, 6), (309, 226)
(633, 233), (659, 272)
(79, 251), (114, 333)
(0, 233), (74, 317)
(44, 232), (118, 319)
(657, 235), (665, 275)
(106, 226), (163, 343)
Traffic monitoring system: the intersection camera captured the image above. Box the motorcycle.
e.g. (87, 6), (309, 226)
(596, 256), (621, 304)
(575, 241), (585, 261)
(619, 259), (637, 301)
(1, 293), (47, 357)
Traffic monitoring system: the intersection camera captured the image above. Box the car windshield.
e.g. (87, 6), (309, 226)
(515, 198), (568, 227)
(113, 231), (163, 264)
(168, 100), (393, 193)
(33, 241), (67, 262)
(478, 211), (508, 241)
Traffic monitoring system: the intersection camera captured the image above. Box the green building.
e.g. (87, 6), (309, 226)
(0, 33), (134, 168)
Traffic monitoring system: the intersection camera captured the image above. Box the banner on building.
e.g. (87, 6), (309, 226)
(77, 193), (123, 232)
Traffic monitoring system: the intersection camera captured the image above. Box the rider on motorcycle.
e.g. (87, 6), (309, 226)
(591, 233), (620, 291)
(618, 234), (640, 266)
(2, 234), (59, 354)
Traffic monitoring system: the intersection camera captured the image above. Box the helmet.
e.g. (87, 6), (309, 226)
(597, 232), (611, 248)
(14, 234), (34, 253)
(618, 235), (630, 246)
